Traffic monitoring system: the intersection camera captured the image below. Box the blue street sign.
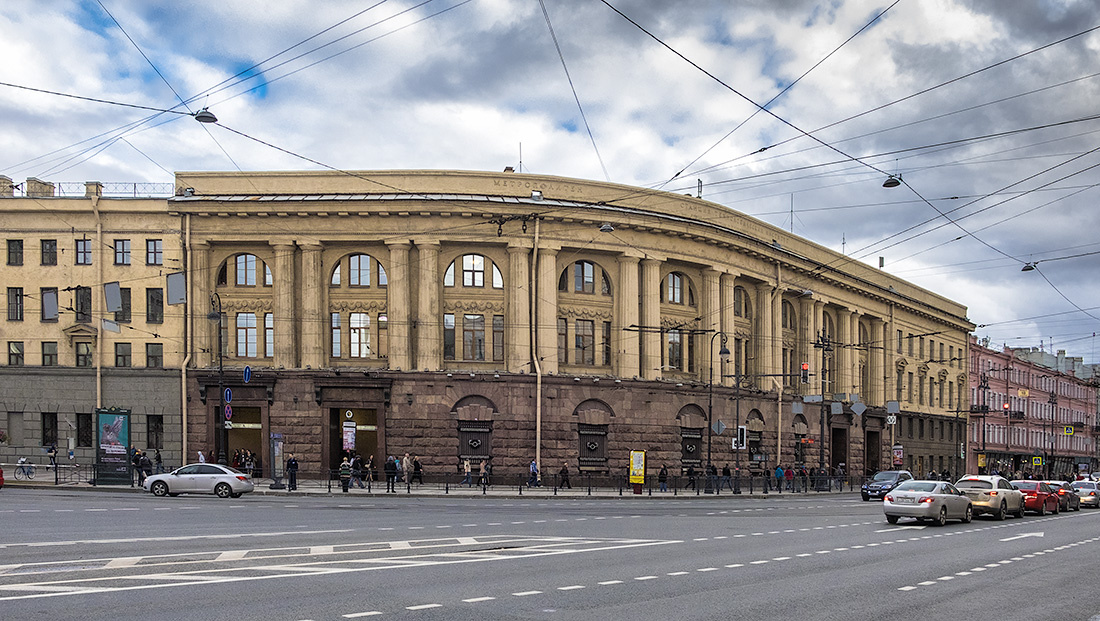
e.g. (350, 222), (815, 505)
(243, 365), (252, 384)
(224, 387), (232, 404)
(224, 404), (233, 420)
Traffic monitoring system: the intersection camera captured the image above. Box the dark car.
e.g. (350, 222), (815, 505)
(862, 470), (914, 501)
(1043, 481), (1081, 512)
(0, 464), (4, 489)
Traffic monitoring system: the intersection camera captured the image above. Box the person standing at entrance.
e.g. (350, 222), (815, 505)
(412, 455), (423, 485)
(286, 453), (299, 491)
(339, 457), (351, 493)
(775, 465), (784, 493)
(384, 456), (398, 493)
(559, 463), (571, 489)
(658, 464), (668, 492)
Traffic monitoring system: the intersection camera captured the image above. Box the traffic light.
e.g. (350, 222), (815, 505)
(800, 362), (809, 383)
(1002, 402), (1010, 412)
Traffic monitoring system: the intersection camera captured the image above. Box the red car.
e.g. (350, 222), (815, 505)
(1011, 480), (1060, 515)
(0, 464), (4, 489)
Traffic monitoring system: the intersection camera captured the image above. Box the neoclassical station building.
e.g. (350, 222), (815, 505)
(1, 170), (974, 479)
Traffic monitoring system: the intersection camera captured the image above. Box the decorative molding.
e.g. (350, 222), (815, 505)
(443, 300), (505, 314)
(331, 299), (388, 313)
(222, 299), (275, 313)
(559, 305), (614, 321)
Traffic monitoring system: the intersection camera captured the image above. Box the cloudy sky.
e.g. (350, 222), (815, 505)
(3, 0), (1099, 363)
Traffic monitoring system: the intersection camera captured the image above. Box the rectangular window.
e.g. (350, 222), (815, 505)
(603, 321), (612, 366)
(146, 288), (163, 323)
(8, 341), (24, 366)
(463, 314), (485, 361)
(378, 314), (388, 358)
(146, 239), (163, 265)
(918, 376), (925, 405)
(667, 329), (683, 370)
(575, 261), (594, 294)
(77, 412), (92, 447)
(41, 239), (57, 265)
(734, 337), (744, 376)
(948, 382), (954, 409)
(896, 330), (903, 354)
(7, 239), (23, 265)
(907, 417), (913, 439)
(687, 331), (696, 373)
(907, 372), (914, 402)
(236, 313), (258, 357)
(575, 319), (595, 365)
(42, 341), (58, 366)
(350, 312), (370, 358)
(115, 288), (131, 323)
(492, 315), (504, 362)
(896, 371), (904, 401)
(76, 238), (92, 265)
(41, 287), (58, 322)
(147, 414), (164, 450)
(350, 254), (370, 286)
(462, 255), (484, 287)
(907, 334), (913, 356)
(76, 286), (92, 323)
(236, 254), (256, 286)
(76, 342), (93, 367)
(7, 287), (23, 321)
(443, 314), (456, 360)
(41, 412), (57, 447)
(264, 313), (274, 358)
(146, 343), (163, 368)
(919, 337), (924, 359)
(113, 239), (131, 265)
(557, 317), (567, 363)
(918, 419), (924, 439)
(331, 313), (342, 358)
(114, 342), (132, 367)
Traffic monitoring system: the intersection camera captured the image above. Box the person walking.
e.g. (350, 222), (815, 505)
(721, 464), (733, 491)
(658, 464), (668, 492)
(339, 457), (351, 493)
(685, 465), (696, 490)
(132, 449), (143, 485)
(154, 448), (164, 474)
(384, 456), (398, 493)
(139, 450), (153, 484)
(197, 450), (206, 463)
(350, 454), (365, 489)
(527, 459), (539, 487)
(461, 458), (472, 487)
(401, 453), (413, 485)
(48, 444), (57, 471)
(559, 463), (571, 489)
(785, 465), (795, 492)
(412, 455), (423, 485)
(775, 465), (784, 493)
(478, 459), (488, 487)
(285, 453), (299, 491)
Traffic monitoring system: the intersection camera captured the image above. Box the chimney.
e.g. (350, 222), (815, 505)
(85, 181), (104, 197)
(26, 177), (55, 197)
(0, 175), (12, 197)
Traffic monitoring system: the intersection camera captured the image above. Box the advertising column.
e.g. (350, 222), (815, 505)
(95, 407), (131, 485)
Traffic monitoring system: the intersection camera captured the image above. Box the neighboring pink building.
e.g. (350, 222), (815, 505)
(968, 336), (1098, 477)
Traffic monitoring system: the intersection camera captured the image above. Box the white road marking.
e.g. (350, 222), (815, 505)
(697, 567), (719, 572)
(634, 576), (657, 581)
(667, 572), (689, 576)
(406, 604), (441, 610)
(598, 580), (624, 585)
(462, 597), (495, 603)
(558, 585), (585, 591)
(343, 612), (382, 618)
(513, 591), (542, 597)
(725, 564), (744, 568)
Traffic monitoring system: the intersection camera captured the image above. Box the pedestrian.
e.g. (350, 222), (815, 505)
(527, 459), (540, 487)
(785, 465), (795, 491)
(132, 449), (143, 485)
(685, 465), (696, 490)
(775, 465), (784, 493)
(707, 463), (719, 492)
(412, 455), (423, 485)
(286, 453), (299, 491)
(154, 448), (164, 474)
(478, 459), (488, 487)
(401, 453), (413, 484)
(351, 454), (365, 489)
(48, 443), (57, 470)
(462, 458), (472, 487)
(139, 450), (153, 483)
(339, 457), (351, 493)
(365, 455), (375, 482)
(721, 464), (733, 491)
(384, 456), (398, 492)
(658, 464), (669, 492)
(197, 450), (206, 463)
(559, 463), (571, 489)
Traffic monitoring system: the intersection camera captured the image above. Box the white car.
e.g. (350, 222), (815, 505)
(1071, 480), (1100, 508)
(884, 480), (973, 526)
(955, 475), (1025, 520)
(144, 463), (254, 498)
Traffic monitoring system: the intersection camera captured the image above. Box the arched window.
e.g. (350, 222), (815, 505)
(733, 286), (751, 318)
(444, 254), (503, 289)
(782, 300), (797, 330)
(558, 260), (612, 296)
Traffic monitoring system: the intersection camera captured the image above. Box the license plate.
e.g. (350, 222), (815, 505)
(895, 497), (915, 504)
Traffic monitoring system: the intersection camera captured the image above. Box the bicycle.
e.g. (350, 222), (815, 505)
(14, 457), (36, 480)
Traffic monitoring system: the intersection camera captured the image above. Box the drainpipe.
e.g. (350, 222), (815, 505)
(92, 195), (103, 408)
(181, 214), (192, 463)
(530, 217), (542, 481)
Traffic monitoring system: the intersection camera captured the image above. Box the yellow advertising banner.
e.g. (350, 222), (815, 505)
(977, 453), (986, 468)
(629, 450), (646, 485)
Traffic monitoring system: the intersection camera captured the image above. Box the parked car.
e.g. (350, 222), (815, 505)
(862, 470), (914, 501)
(1011, 480), (1060, 515)
(1043, 481), (1081, 512)
(955, 475), (1025, 519)
(1071, 480), (1100, 508)
(143, 463), (254, 498)
(884, 480), (973, 526)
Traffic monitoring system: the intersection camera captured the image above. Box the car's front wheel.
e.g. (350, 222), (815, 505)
(215, 483), (232, 499)
(150, 481), (169, 497)
(886, 515), (899, 524)
(861, 493), (870, 501)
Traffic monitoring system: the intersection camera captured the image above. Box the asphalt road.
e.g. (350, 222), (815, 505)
(1, 488), (1098, 621)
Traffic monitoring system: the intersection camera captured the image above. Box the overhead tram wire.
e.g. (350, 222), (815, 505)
(537, 0), (609, 182)
(661, 0), (900, 190)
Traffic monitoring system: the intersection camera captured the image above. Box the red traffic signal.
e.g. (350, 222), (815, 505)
(1002, 402), (1010, 411)
(800, 362), (809, 383)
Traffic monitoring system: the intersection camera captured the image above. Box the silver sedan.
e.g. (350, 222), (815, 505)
(1071, 480), (1100, 508)
(884, 480), (973, 526)
(143, 463), (254, 498)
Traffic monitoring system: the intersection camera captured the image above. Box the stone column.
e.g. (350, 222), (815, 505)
(882, 316), (894, 405)
(507, 244), (532, 374)
(640, 259), (661, 380)
(300, 243), (324, 369)
(616, 254), (641, 378)
(798, 294), (815, 396)
(720, 273), (737, 387)
(271, 242), (297, 367)
(771, 288), (782, 387)
(386, 241), (411, 370)
(813, 300), (826, 394)
(850, 311), (862, 399)
(869, 318), (884, 406)
(837, 308), (852, 398)
(535, 247), (559, 374)
(754, 283), (772, 389)
(700, 268), (721, 383)
(416, 240), (441, 371)
(193, 242), (212, 367)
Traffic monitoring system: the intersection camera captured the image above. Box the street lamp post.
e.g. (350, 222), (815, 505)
(208, 294), (228, 466)
(707, 332), (731, 493)
(1048, 390), (1057, 479)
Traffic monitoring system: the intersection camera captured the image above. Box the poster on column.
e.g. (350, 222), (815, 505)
(95, 407), (131, 485)
(342, 421), (357, 452)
